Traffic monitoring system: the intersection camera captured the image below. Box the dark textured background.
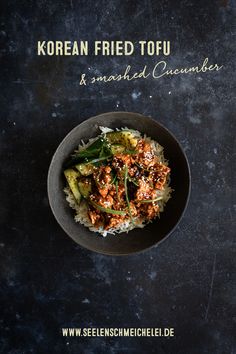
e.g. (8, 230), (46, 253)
(0, 0), (236, 353)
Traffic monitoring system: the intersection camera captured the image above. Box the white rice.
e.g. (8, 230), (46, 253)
(64, 127), (172, 237)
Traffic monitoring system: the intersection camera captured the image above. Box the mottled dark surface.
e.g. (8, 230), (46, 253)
(0, 0), (236, 353)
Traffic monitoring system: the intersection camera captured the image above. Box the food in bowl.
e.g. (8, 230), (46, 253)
(63, 127), (172, 236)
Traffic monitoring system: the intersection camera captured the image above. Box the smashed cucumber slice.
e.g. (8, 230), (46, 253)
(110, 144), (126, 155)
(75, 163), (95, 176)
(64, 169), (81, 204)
(106, 131), (138, 149)
(78, 178), (92, 198)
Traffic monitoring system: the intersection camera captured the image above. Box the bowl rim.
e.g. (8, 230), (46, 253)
(47, 111), (191, 256)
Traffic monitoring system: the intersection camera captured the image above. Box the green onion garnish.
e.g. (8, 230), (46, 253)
(128, 176), (139, 186)
(111, 174), (117, 185)
(64, 137), (109, 168)
(99, 139), (112, 158)
(115, 180), (120, 202)
(124, 166), (134, 223)
(90, 200), (126, 215)
(139, 196), (163, 203)
(85, 155), (112, 165)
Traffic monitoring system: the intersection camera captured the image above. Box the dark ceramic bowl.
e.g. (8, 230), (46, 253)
(47, 112), (190, 255)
